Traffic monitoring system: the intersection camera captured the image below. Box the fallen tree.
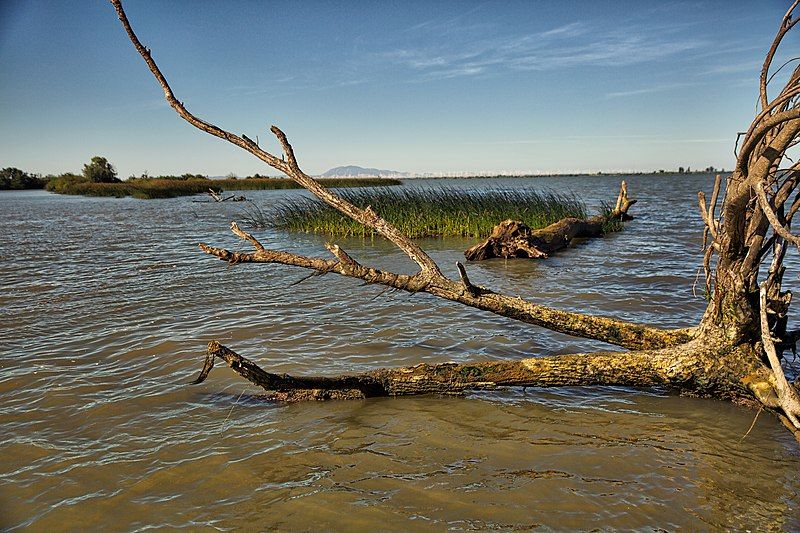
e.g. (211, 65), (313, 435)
(112, 0), (800, 441)
(464, 182), (635, 260)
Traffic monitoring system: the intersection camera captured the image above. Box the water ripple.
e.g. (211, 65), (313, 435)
(1, 178), (799, 530)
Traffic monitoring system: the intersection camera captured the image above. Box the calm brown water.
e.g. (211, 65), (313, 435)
(1, 174), (799, 531)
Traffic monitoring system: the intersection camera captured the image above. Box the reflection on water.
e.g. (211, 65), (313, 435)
(1, 175), (799, 530)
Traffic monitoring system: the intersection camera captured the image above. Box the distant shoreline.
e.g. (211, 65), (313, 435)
(0, 170), (731, 193)
(42, 176), (401, 199)
(398, 170), (731, 180)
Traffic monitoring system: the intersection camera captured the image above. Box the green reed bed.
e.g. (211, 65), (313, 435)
(251, 186), (587, 238)
(46, 176), (400, 199)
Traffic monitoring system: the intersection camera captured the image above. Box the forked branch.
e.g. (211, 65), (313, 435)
(759, 240), (800, 428)
(111, 0), (439, 278)
(200, 223), (693, 350)
(760, 0), (800, 109)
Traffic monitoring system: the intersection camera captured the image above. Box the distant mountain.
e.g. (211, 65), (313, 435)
(321, 165), (407, 178)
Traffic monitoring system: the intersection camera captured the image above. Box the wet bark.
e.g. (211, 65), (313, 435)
(191, 338), (799, 444)
(194, 339), (765, 404)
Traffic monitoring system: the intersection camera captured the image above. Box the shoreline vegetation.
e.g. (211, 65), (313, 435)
(43, 174), (401, 199)
(244, 186), (588, 238)
(1, 160), (401, 199)
(2, 159), (729, 199)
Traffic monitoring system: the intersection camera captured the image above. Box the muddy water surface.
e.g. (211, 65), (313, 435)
(1, 174), (799, 530)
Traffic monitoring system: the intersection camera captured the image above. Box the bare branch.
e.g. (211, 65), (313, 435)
(753, 180), (800, 246)
(230, 221), (265, 252)
(737, 110), (800, 170)
(199, 225), (693, 350)
(193, 340), (723, 400)
(759, 243), (800, 428)
(702, 241), (714, 296)
(114, 0), (687, 350)
(113, 0), (800, 440)
(708, 173), (722, 225)
(270, 125), (298, 170)
(697, 191), (718, 240)
(111, 0), (441, 277)
(455, 261), (482, 297)
(110, 0), (286, 170)
(760, 1), (800, 109)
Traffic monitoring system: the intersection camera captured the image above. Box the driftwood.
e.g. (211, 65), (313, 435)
(464, 182), (635, 260)
(193, 188), (247, 203)
(112, 0), (800, 442)
(206, 188), (247, 202)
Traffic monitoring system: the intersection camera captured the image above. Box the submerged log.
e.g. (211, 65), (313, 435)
(464, 181), (636, 261)
(202, 188), (247, 203)
(191, 340), (800, 444)
(193, 339), (765, 403)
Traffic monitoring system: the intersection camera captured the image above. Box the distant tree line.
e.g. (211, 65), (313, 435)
(1, 156), (122, 191)
(128, 172), (208, 181)
(2, 156), (230, 191)
(0, 167), (49, 190)
(3, 155), (727, 192)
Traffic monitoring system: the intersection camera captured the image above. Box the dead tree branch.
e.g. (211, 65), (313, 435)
(193, 339), (755, 401)
(112, 0), (688, 351)
(113, 0), (800, 436)
(760, 0), (800, 110)
(200, 222), (693, 350)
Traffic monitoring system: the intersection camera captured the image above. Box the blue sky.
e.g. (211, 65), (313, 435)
(0, 1), (796, 177)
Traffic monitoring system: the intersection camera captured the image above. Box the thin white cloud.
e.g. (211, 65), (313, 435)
(382, 23), (707, 81)
(700, 60), (761, 76)
(606, 82), (698, 98)
(408, 57), (449, 69)
(406, 4), (491, 35)
(539, 22), (585, 39)
(414, 65), (486, 81)
(466, 135), (729, 145)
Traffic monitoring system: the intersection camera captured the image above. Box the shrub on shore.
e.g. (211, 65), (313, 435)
(83, 156), (120, 183)
(44, 173), (89, 194)
(252, 186), (587, 238)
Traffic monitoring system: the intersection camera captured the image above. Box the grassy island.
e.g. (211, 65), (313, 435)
(252, 186), (587, 238)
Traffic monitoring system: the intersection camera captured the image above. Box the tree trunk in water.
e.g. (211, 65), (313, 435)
(111, 0), (800, 440)
(464, 181), (636, 261)
(195, 339), (765, 404)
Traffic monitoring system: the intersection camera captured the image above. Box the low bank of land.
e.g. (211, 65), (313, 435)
(44, 176), (401, 199)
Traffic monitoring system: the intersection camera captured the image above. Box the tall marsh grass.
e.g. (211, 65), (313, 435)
(248, 186), (587, 238)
